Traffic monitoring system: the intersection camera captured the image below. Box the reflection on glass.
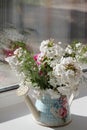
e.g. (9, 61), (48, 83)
(0, 0), (87, 48)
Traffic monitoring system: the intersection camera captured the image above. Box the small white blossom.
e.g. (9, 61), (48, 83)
(40, 40), (50, 54)
(75, 42), (82, 48)
(14, 47), (26, 58)
(65, 45), (73, 54)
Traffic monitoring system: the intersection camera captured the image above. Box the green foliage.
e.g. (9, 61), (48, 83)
(64, 52), (76, 58)
(47, 39), (54, 47)
(10, 41), (26, 50)
(70, 40), (79, 51)
(69, 41), (87, 64)
(17, 47), (53, 90)
(81, 45), (87, 54)
(78, 57), (87, 63)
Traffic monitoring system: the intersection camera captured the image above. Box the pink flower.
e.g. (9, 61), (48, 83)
(33, 53), (41, 65)
(33, 54), (38, 61)
(58, 107), (67, 118)
(3, 49), (14, 57)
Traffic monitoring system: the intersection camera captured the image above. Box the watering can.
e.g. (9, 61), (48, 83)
(17, 86), (73, 127)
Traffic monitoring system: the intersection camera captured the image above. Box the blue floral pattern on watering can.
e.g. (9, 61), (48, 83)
(35, 94), (71, 127)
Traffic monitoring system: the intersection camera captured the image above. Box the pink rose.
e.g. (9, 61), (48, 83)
(58, 107), (67, 118)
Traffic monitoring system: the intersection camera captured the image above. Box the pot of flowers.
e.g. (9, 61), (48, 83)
(5, 39), (87, 127)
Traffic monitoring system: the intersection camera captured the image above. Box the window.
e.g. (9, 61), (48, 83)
(0, 0), (87, 91)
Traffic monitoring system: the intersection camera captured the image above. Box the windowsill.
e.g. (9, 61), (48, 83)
(0, 84), (19, 93)
(0, 95), (87, 130)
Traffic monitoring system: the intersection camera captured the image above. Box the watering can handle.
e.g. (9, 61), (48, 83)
(16, 86), (40, 120)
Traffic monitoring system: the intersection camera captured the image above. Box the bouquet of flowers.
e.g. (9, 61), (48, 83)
(5, 39), (87, 99)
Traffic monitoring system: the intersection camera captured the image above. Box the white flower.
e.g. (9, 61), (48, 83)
(60, 57), (74, 65)
(14, 47), (26, 58)
(5, 55), (19, 69)
(40, 40), (63, 60)
(83, 52), (87, 57)
(46, 44), (63, 59)
(65, 69), (80, 86)
(50, 59), (59, 67)
(40, 40), (50, 54)
(65, 45), (73, 54)
(5, 39), (84, 99)
(57, 86), (71, 97)
(53, 64), (66, 85)
(53, 57), (82, 88)
(75, 42), (82, 48)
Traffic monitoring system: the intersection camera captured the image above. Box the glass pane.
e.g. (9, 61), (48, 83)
(0, 0), (87, 90)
